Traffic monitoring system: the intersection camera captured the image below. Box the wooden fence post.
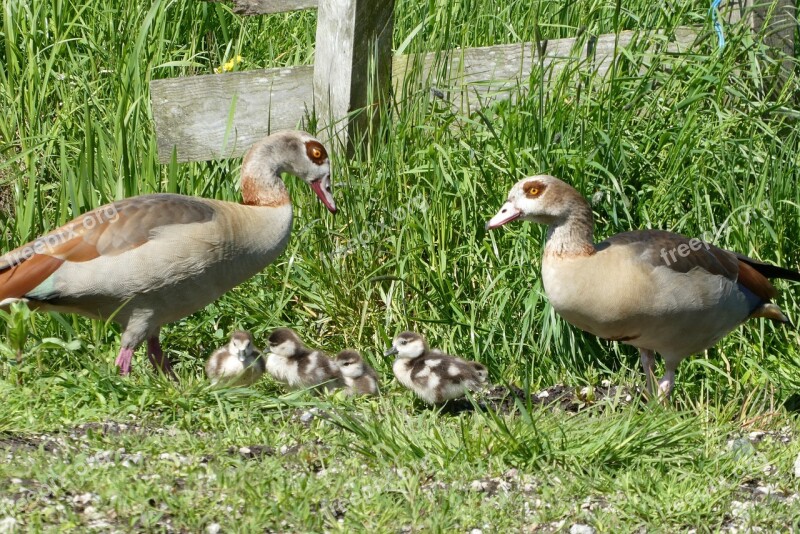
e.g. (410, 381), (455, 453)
(752, 0), (796, 76)
(732, 0), (796, 78)
(313, 0), (395, 152)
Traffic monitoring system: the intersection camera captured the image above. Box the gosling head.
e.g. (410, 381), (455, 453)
(267, 327), (304, 358)
(335, 350), (367, 378)
(486, 175), (587, 229)
(384, 331), (427, 359)
(228, 330), (256, 362)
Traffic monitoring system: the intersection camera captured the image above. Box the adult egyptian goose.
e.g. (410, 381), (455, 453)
(264, 328), (343, 392)
(487, 175), (800, 398)
(384, 331), (488, 404)
(0, 131), (336, 376)
(205, 330), (265, 387)
(335, 349), (380, 396)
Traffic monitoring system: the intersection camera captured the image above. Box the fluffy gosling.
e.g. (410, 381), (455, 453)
(265, 328), (343, 392)
(335, 349), (380, 396)
(205, 330), (265, 387)
(384, 331), (488, 404)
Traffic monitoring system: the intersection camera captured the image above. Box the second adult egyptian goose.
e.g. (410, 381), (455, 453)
(0, 131), (336, 376)
(487, 175), (800, 398)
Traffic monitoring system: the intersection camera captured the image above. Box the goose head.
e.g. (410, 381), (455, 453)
(242, 131), (336, 213)
(335, 350), (367, 378)
(229, 330), (257, 362)
(486, 175), (586, 229)
(267, 327), (304, 358)
(384, 331), (427, 359)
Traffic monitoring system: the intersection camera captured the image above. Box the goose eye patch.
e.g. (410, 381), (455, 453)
(305, 141), (328, 165)
(523, 180), (546, 198)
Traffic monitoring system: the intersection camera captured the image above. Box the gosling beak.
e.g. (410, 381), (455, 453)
(383, 346), (398, 357)
(486, 202), (521, 230)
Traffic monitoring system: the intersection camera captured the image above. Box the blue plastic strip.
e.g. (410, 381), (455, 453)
(710, 0), (726, 49)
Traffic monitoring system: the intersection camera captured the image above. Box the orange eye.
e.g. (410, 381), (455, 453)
(312, 148), (322, 159)
(523, 181), (545, 198)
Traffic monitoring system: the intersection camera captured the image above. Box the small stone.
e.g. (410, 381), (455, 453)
(206, 524), (221, 534)
(238, 447), (251, 455)
(730, 500), (752, 518)
(755, 484), (783, 497)
(9, 479), (22, 485)
(73, 493), (93, 506)
(536, 390), (550, 399)
(470, 529), (483, 534)
(748, 431), (766, 443)
(793, 453), (800, 478)
(299, 411), (315, 423)
(600, 379), (612, 388)
(570, 525), (595, 534)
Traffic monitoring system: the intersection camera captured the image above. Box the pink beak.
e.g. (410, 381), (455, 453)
(486, 202), (521, 230)
(310, 175), (337, 213)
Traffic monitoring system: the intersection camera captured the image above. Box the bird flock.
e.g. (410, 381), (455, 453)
(1, 129), (798, 403)
(205, 328), (487, 405)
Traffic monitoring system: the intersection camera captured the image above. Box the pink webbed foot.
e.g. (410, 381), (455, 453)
(147, 337), (175, 378)
(115, 348), (135, 376)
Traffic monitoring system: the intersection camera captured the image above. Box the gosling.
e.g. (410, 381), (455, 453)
(265, 328), (343, 392)
(205, 330), (265, 387)
(335, 349), (380, 396)
(384, 331), (488, 404)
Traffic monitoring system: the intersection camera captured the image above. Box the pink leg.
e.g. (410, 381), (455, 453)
(115, 348), (134, 376)
(147, 337), (174, 377)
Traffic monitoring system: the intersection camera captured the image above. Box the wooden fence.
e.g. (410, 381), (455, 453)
(150, 0), (796, 163)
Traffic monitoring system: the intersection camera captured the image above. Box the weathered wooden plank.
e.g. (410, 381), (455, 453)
(151, 28), (701, 162)
(207, 0), (318, 15)
(394, 28), (702, 114)
(151, 66), (313, 162)
(313, 0), (395, 150)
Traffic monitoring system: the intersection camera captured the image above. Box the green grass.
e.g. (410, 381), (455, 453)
(2, 0), (800, 531)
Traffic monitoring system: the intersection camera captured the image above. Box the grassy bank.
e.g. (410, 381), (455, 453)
(1, 0), (800, 530)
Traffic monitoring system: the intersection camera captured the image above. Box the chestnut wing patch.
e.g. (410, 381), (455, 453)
(0, 194), (215, 300)
(600, 229), (780, 303)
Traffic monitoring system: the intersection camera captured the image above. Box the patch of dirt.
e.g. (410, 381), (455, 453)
(468, 468), (539, 497)
(72, 421), (160, 437)
(0, 183), (12, 219)
(226, 444), (276, 460)
(439, 383), (640, 415)
(0, 433), (63, 454)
